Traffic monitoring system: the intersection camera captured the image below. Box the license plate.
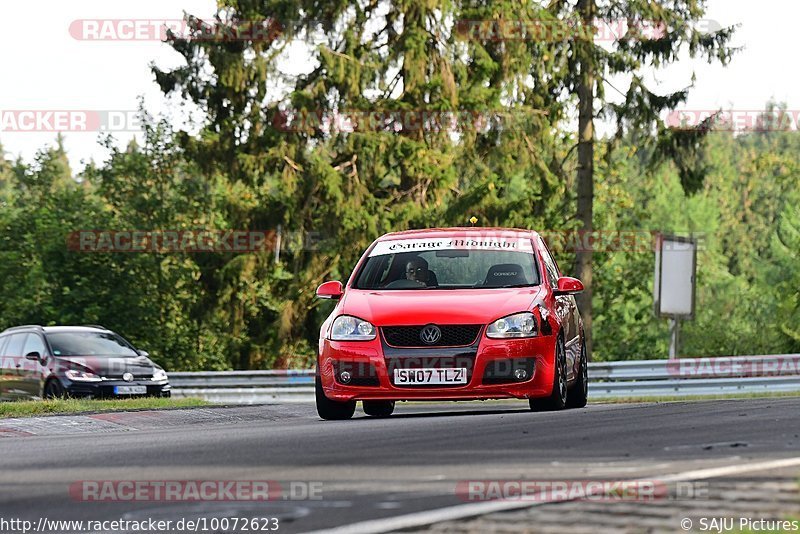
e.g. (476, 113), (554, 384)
(114, 385), (147, 395)
(393, 368), (467, 385)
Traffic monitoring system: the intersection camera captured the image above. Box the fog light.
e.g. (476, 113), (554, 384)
(514, 368), (528, 381)
(340, 371), (352, 384)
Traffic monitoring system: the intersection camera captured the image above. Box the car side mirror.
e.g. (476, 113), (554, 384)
(554, 276), (584, 295)
(137, 349), (149, 357)
(316, 280), (344, 300)
(25, 351), (41, 361)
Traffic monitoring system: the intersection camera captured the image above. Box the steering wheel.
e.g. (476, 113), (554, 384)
(383, 279), (427, 289)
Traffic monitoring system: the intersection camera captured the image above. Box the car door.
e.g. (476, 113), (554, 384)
(19, 333), (47, 399)
(0, 333), (28, 400)
(0, 335), (11, 400)
(538, 239), (580, 380)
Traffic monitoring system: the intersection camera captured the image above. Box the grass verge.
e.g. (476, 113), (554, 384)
(589, 390), (800, 404)
(0, 397), (209, 419)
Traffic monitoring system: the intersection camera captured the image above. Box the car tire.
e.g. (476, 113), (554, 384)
(363, 400), (395, 417)
(529, 336), (568, 412)
(566, 340), (588, 409)
(315, 376), (356, 420)
(44, 378), (66, 399)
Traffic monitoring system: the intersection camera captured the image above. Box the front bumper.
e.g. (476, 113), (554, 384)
(319, 333), (557, 402)
(64, 379), (171, 398)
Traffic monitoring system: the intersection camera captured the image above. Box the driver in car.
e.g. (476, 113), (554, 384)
(405, 257), (432, 286)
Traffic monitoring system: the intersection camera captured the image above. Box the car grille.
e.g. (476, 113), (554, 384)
(103, 373), (153, 380)
(382, 325), (482, 348)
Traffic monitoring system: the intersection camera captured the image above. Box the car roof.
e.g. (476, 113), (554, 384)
(0, 325), (110, 336)
(377, 227), (540, 241)
(42, 326), (109, 333)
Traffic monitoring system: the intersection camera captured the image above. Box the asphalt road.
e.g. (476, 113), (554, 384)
(0, 398), (798, 533)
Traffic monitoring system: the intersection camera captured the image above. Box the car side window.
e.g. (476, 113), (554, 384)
(538, 238), (560, 290)
(22, 334), (46, 358)
(2, 334), (28, 357)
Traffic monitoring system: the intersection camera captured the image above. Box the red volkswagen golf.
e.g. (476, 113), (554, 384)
(314, 228), (587, 420)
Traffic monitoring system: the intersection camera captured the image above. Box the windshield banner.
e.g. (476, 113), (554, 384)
(370, 236), (534, 256)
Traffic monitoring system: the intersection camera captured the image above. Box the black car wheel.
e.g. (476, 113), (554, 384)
(530, 336), (568, 412)
(363, 400), (395, 417)
(316, 376), (356, 420)
(566, 340), (589, 409)
(44, 378), (66, 399)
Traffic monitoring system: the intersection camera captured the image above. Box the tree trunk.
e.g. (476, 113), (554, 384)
(575, 0), (595, 360)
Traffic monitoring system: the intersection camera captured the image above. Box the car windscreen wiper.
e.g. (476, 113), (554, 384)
(420, 285), (475, 290)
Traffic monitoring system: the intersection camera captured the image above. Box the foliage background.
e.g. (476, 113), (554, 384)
(0, 2), (797, 370)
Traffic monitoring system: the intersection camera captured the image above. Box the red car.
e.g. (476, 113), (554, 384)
(314, 228), (587, 420)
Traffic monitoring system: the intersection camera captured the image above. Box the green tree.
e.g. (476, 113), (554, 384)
(590, 110), (800, 360)
(556, 0), (737, 358)
(152, 0), (569, 366)
(84, 123), (232, 370)
(771, 198), (800, 350)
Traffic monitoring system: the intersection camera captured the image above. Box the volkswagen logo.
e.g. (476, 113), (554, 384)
(420, 324), (442, 345)
(123, 372), (134, 382)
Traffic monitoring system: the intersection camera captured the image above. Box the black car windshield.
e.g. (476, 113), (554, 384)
(353, 245), (540, 290)
(46, 332), (139, 357)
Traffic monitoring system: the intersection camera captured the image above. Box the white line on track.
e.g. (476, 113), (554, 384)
(304, 456), (800, 534)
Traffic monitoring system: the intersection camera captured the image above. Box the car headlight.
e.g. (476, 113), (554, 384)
(152, 368), (168, 381)
(486, 312), (537, 339)
(330, 315), (376, 341)
(65, 369), (103, 382)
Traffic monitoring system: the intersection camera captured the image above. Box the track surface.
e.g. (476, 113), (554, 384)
(0, 398), (798, 532)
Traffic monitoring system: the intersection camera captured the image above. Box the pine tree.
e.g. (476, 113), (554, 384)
(152, 0), (568, 365)
(553, 0), (737, 358)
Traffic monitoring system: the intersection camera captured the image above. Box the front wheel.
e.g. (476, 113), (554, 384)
(44, 378), (66, 399)
(529, 337), (568, 412)
(363, 400), (395, 417)
(315, 376), (356, 420)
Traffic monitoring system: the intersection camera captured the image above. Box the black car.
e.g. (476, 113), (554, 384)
(0, 325), (171, 400)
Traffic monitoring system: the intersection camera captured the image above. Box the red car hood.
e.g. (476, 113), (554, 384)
(340, 287), (544, 326)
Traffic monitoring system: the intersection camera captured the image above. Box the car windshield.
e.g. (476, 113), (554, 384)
(46, 332), (139, 357)
(353, 241), (540, 290)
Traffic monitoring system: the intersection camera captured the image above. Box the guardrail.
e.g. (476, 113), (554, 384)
(170, 370), (316, 404)
(169, 354), (800, 404)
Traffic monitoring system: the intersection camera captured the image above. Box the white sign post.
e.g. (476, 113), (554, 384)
(654, 235), (697, 359)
